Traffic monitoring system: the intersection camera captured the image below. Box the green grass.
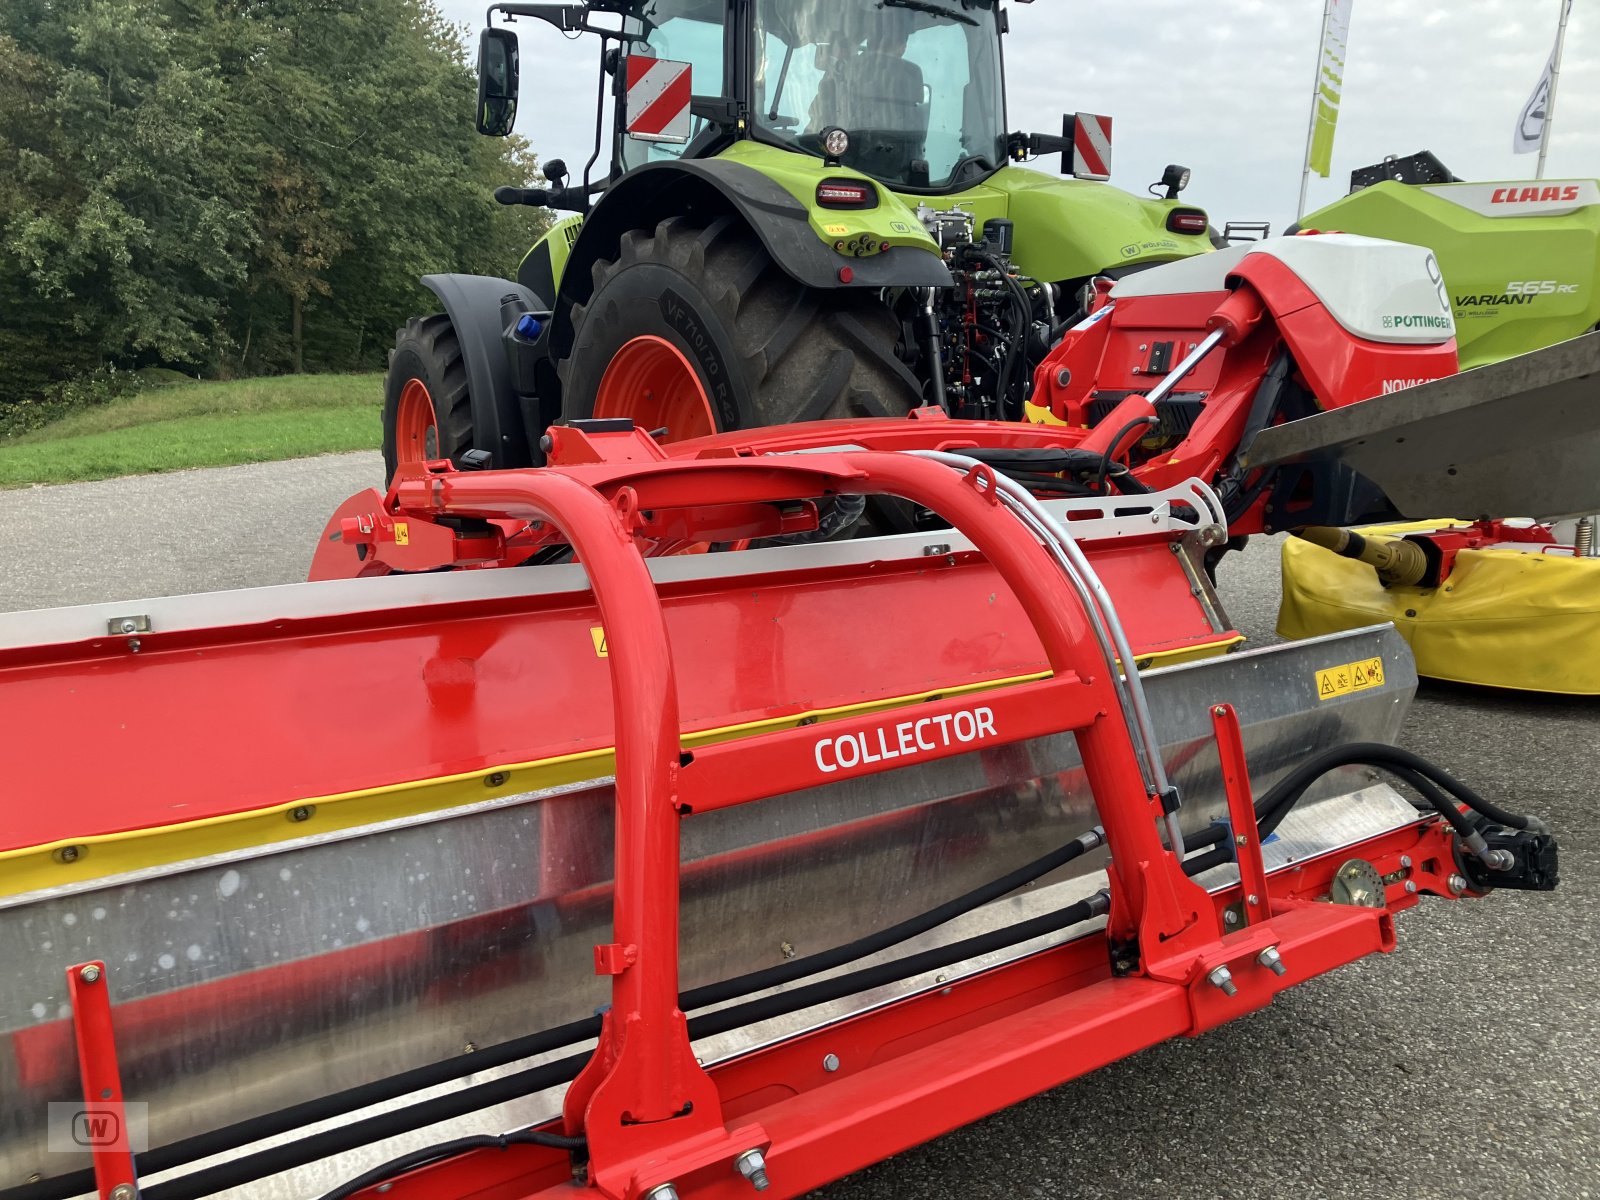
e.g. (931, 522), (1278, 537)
(0, 374), (384, 487)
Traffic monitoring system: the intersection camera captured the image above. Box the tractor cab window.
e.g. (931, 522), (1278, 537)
(753, 0), (1006, 191)
(619, 0), (727, 169)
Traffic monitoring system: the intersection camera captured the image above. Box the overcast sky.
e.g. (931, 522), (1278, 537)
(437, 0), (1597, 232)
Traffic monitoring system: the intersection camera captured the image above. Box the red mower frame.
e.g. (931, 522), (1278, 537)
(303, 449), (1463, 1199)
(63, 447), (1477, 1200)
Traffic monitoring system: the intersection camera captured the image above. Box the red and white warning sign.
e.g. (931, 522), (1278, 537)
(625, 56), (692, 144)
(1071, 112), (1112, 181)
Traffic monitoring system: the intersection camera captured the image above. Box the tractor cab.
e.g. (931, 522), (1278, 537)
(485, 0), (1010, 195)
(749, 0), (1007, 191)
(390, 0), (1212, 488)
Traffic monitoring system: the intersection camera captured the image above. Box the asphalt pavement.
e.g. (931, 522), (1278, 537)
(2, 455), (1595, 1199)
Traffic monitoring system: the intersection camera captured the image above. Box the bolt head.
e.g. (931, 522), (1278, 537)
(79, 965), (102, 984)
(1223, 909), (1240, 926)
(1235, 834), (1249, 846)
(1207, 964), (1238, 996)
(1404, 880), (1418, 894)
(1246, 893), (1259, 906)
(1257, 946), (1287, 976)
(735, 1149), (771, 1191)
(642, 1186), (680, 1200)
(1448, 873), (1469, 896)
(110, 1186), (136, 1200)
(822, 1053), (840, 1072)
(1400, 855), (1413, 868)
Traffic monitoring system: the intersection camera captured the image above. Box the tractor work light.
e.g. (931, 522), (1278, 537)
(822, 127), (851, 158)
(1161, 163), (1192, 197)
(817, 180), (876, 209)
(1166, 208), (1210, 235)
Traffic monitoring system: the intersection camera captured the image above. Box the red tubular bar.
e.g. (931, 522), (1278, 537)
(392, 469), (714, 1144)
(394, 450), (1211, 1196)
(1213, 703), (1273, 924)
(66, 961), (137, 1200)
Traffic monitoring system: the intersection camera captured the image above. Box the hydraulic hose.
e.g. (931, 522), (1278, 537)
(684, 825), (1104, 1009)
(1094, 414), (1160, 494)
(316, 1131), (586, 1200)
(688, 892), (1107, 1040)
(23, 828), (1108, 1200)
(140, 892), (1109, 1200)
(1248, 743), (1541, 833)
(1179, 743), (1545, 879)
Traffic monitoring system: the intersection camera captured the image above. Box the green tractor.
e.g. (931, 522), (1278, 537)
(1299, 150), (1600, 370)
(382, 0), (1216, 481)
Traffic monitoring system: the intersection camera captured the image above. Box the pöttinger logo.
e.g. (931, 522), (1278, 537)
(1382, 313), (1453, 330)
(46, 1101), (149, 1154)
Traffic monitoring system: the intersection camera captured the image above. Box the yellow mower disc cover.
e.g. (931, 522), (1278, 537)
(1279, 522), (1600, 695)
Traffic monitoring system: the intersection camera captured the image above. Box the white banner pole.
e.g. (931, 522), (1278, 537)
(1537, 0), (1574, 179)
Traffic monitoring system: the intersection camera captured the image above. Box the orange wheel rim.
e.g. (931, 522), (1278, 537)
(593, 335), (717, 442)
(395, 378), (440, 466)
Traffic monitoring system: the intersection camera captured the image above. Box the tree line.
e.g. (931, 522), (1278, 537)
(0, 0), (548, 415)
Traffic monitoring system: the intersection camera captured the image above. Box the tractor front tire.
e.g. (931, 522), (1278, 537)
(559, 215), (920, 439)
(382, 314), (475, 484)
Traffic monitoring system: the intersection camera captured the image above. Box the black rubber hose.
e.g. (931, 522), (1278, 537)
(686, 895), (1101, 1041)
(683, 829), (1101, 1010)
(141, 1053), (594, 1200)
(968, 251), (1032, 419)
(1179, 745), (1530, 879)
(142, 895), (1103, 1199)
(315, 1130), (586, 1200)
(17, 833), (1106, 1200)
(1251, 743), (1534, 832)
(999, 269), (1036, 416)
(1094, 414), (1159, 493)
(1181, 842), (1233, 878)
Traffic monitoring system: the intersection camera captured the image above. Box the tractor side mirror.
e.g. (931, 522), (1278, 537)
(476, 28), (519, 137)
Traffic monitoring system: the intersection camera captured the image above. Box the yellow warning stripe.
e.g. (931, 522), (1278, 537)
(2, 635), (1239, 897)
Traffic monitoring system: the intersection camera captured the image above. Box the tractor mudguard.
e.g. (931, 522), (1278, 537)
(552, 159), (951, 357)
(420, 272), (544, 470)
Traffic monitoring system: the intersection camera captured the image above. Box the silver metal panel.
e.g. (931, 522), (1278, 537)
(1244, 330), (1600, 520)
(0, 481), (1223, 651)
(129, 783), (1426, 1200)
(0, 626), (1414, 1187)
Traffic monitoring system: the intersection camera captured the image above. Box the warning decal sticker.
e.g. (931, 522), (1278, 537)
(1315, 657), (1385, 700)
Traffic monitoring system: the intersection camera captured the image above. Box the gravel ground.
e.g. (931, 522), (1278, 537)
(2, 455), (1595, 1199)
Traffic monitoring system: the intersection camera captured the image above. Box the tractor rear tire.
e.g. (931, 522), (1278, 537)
(558, 215), (921, 439)
(382, 314), (475, 484)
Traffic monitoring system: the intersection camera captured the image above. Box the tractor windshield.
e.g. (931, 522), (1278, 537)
(752, 0), (1006, 190)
